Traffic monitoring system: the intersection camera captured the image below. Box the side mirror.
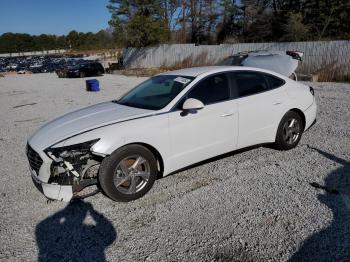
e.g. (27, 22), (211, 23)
(182, 98), (204, 111)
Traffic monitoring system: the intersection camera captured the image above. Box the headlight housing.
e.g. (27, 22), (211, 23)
(45, 139), (100, 185)
(46, 139), (100, 160)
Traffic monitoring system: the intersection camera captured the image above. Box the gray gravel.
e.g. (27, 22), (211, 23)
(0, 73), (349, 262)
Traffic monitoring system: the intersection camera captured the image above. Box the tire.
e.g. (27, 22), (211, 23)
(98, 144), (157, 202)
(274, 111), (303, 150)
(290, 72), (298, 81)
(97, 70), (103, 76)
(79, 71), (85, 78)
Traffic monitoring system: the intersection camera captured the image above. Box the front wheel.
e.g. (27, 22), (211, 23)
(274, 111), (303, 150)
(98, 145), (157, 202)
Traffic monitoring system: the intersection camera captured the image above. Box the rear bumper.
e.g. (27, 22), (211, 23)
(303, 98), (317, 131)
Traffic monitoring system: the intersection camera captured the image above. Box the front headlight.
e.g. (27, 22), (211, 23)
(45, 139), (100, 160)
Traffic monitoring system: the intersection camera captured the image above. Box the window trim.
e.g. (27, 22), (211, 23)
(171, 71), (235, 112)
(263, 73), (286, 90)
(231, 70), (285, 99)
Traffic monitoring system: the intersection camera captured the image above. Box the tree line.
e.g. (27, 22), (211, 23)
(1, 0), (349, 53)
(0, 30), (115, 53)
(108, 0), (350, 47)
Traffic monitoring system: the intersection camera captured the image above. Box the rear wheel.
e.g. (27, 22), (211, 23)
(274, 111), (303, 150)
(99, 145), (157, 202)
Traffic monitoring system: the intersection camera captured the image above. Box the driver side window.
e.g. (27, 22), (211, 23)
(187, 73), (230, 105)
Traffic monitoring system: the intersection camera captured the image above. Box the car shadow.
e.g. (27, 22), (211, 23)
(35, 199), (117, 262)
(161, 144), (268, 179)
(290, 147), (350, 261)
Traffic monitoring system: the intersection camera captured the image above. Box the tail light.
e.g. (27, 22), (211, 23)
(286, 51), (303, 61)
(309, 86), (315, 96)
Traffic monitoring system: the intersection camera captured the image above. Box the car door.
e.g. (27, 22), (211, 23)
(91, 63), (99, 75)
(231, 71), (287, 148)
(84, 64), (93, 76)
(167, 72), (238, 172)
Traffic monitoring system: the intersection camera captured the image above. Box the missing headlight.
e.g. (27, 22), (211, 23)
(45, 139), (101, 189)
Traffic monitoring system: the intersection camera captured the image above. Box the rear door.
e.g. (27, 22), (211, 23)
(167, 72), (238, 172)
(231, 71), (287, 148)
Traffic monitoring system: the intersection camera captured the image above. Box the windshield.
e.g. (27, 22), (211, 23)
(116, 75), (194, 110)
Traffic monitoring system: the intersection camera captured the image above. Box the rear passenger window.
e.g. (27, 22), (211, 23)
(234, 72), (269, 97)
(187, 73), (230, 105)
(264, 74), (285, 89)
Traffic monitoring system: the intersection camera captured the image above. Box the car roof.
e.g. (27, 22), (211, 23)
(158, 66), (242, 77)
(158, 65), (285, 78)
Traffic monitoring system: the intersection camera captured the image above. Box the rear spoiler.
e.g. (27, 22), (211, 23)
(286, 51), (304, 61)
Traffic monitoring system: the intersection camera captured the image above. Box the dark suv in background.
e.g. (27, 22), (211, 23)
(56, 62), (104, 78)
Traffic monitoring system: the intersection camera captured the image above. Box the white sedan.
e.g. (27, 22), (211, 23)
(26, 66), (317, 202)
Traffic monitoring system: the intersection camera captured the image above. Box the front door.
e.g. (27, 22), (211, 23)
(167, 73), (238, 173)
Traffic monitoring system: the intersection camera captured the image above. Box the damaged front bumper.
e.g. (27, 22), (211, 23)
(26, 140), (101, 202)
(30, 169), (73, 201)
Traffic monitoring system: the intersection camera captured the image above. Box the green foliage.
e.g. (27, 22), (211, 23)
(217, 0), (243, 43)
(2, 0), (349, 53)
(0, 33), (63, 53)
(282, 13), (310, 41)
(107, 0), (169, 47)
(302, 0), (350, 40)
(0, 30), (116, 53)
(107, 0), (349, 45)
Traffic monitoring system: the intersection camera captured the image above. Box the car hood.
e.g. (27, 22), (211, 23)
(29, 102), (153, 151)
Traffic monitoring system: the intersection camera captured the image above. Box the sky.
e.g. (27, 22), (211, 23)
(0, 0), (111, 35)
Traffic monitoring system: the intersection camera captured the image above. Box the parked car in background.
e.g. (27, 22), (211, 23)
(29, 64), (43, 73)
(56, 61), (104, 78)
(26, 66), (317, 202)
(217, 50), (303, 80)
(0, 54), (85, 75)
(16, 66), (27, 74)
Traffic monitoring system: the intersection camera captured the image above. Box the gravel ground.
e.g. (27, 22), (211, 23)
(0, 73), (349, 262)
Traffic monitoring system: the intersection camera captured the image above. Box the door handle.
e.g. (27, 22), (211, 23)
(221, 112), (234, 117)
(273, 102), (282, 105)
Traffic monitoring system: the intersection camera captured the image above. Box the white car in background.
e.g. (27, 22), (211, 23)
(26, 66), (317, 202)
(218, 50), (304, 80)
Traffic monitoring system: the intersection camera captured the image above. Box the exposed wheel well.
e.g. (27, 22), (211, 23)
(290, 108), (306, 131)
(122, 142), (164, 178)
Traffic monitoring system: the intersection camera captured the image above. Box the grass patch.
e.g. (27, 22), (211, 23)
(115, 67), (169, 77)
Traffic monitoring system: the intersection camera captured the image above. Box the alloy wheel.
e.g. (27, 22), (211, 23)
(282, 118), (301, 145)
(113, 155), (150, 194)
